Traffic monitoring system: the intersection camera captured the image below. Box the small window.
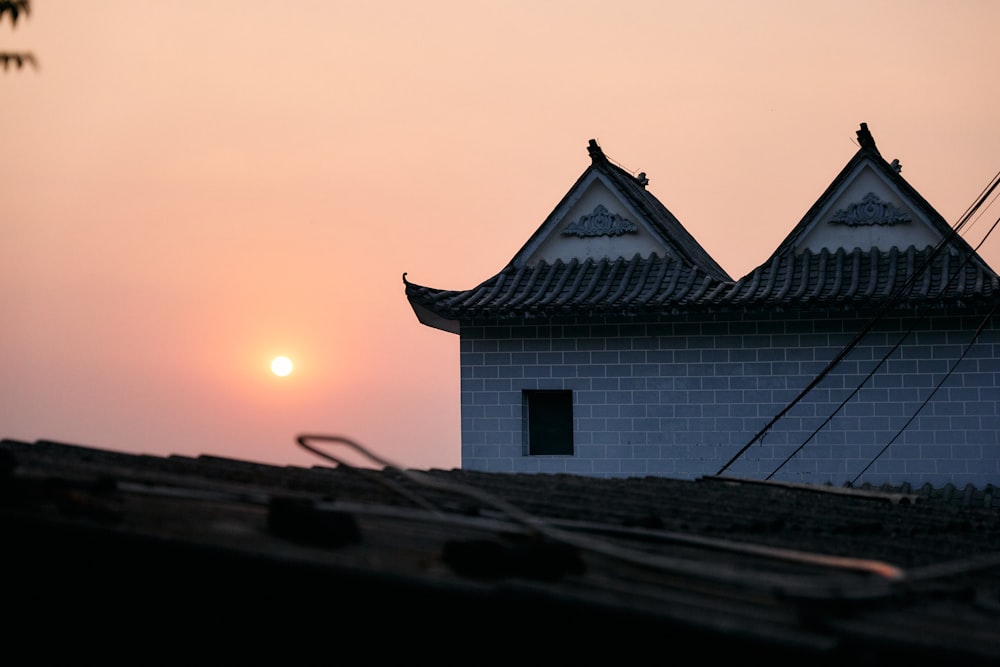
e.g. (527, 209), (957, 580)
(525, 390), (573, 456)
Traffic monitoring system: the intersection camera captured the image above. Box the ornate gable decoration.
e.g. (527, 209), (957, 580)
(829, 192), (911, 227)
(561, 204), (638, 237)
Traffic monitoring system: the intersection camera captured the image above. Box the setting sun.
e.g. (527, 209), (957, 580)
(270, 356), (293, 377)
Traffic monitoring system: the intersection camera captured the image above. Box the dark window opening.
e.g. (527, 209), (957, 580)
(525, 390), (573, 456)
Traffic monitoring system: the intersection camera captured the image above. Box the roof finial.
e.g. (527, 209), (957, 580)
(856, 122), (878, 152)
(587, 138), (606, 163)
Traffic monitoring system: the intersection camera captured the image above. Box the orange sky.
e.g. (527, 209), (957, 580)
(3, 1), (999, 470)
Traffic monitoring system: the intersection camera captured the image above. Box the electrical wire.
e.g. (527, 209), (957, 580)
(961, 181), (1000, 248)
(764, 324), (910, 481)
(768, 209), (1000, 480)
(717, 169), (1000, 477)
(849, 303), (998, 485)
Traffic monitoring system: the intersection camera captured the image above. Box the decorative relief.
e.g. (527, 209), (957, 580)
(561, 204), (638, 237)
(829, 192), (911, 226)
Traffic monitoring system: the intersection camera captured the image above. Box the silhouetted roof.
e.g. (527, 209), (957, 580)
(405, 125), (1000, 332)
(4, 437), (1000, 663)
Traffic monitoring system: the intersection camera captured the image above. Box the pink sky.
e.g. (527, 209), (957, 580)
(3, 1), (999, 470)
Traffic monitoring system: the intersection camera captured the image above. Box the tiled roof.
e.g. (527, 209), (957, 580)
(720, 245), (1000, 307)
(404, 253), (729, 322)
(4, 437), (1000, 662)
(770, 123), (979, 260)
(405, 125), (1000, 330)
(566, 140), (732, 281)
(405, 245), (1000, 326)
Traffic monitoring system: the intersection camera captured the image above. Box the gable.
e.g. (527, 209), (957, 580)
(507, 139), (730, 281)
(517, 171), (669, 267)
(766, 123), (979, 264)
(792, 161), (941, 253)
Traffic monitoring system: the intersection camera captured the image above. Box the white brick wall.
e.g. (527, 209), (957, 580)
(458, 307), (1000, 487)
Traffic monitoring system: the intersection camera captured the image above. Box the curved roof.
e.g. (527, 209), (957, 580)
(405, 125), (1000, 334)
(404, 253), (728, 332)
(405, 246), (1000, 333)
(720, 245), (1000, 308)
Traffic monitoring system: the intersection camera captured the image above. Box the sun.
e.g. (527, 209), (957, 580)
(270, 356), (293, 377)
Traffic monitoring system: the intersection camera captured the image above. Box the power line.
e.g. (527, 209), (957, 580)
(717, 169), (1000, 477)
(849, 304), (997, 485)
(767, 202), (1000, 480)
(766, 218), (1000, 481)
(763, 323), (910, 481)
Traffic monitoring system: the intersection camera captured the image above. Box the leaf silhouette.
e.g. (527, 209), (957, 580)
(1, 1), (36, 72)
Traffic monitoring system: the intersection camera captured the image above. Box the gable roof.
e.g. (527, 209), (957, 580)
(718, 123), (1000, 308)
(771, 123), (980, 260)
(405, 126), (1000, 333)
(404, 139), (731, 333)
(509, 139), (730, 279)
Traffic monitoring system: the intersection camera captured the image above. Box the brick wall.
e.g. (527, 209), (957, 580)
(458, 306), (1000, 488)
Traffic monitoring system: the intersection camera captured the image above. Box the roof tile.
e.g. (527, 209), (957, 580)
(406, 247), (1000, 324)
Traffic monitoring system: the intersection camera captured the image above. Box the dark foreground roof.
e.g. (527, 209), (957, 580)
(4, 437), (1000, 663)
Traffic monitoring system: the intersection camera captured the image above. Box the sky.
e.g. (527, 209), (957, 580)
(3, 1), (999, 471)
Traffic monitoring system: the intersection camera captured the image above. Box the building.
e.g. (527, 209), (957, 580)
(404, 124), (1000, 487)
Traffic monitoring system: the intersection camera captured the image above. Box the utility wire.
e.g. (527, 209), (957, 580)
(960, 182), (1000, 246)
(955, 170), (1000, 239)
(717, 170), (1000, 476)
(849, 303), (998, 485)
(842, 215), (1000, 483)
(764, 325), (910, 480)
(768, 204), (1000, 480)
(767, 213), (999, 480)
